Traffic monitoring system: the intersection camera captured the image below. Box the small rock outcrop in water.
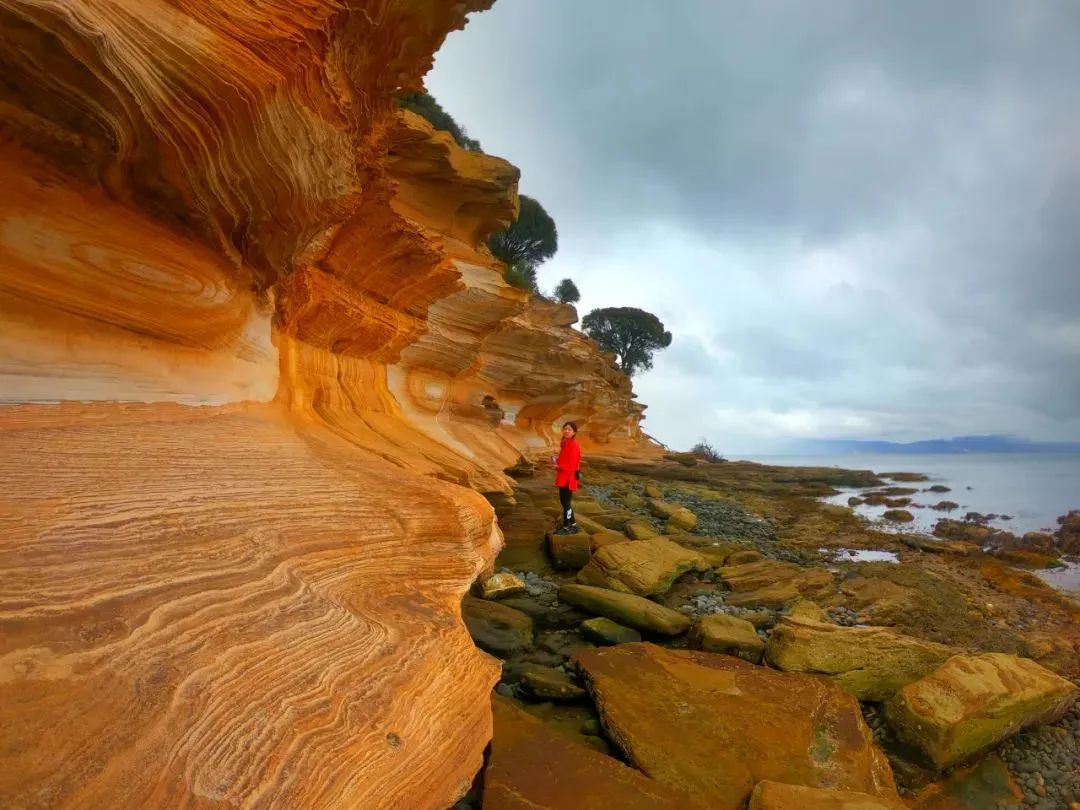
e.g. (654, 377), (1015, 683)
(0, 1), (655, 806)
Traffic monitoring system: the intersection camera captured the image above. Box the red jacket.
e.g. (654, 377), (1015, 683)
(555, 436), (582, 491)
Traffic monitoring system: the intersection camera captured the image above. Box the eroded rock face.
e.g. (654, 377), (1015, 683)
(575, 643), (900, 810)
(766, 617), (954, 701)
(0, 1), (653, 806)
(885, 653), (1079, 769)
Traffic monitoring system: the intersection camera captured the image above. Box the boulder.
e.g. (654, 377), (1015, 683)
(719, 560), (834, 609)
(789, 599), (828, 622)
(620, 492), (646, 510)
(574, 515), (608, 534)
(765, 616), (953, 701)
(576, 537), (708, 596)
(884, 653), (1079, 769)
(548, 530), (592, 570)
(574, 643), (900, 810)
(644, 484), (663, 499)
(688, 614), (765, 663)
(580, 617), (642, 646)
(748, 781), (904, 809)
(624, 519), (660, 541)
(665, 511), (697, 533)
(518, 664), (587, 701)
(483, 697), (688, 810)
(648, 498), (679, 519)
(558, 584), (690, 636)
(477, 572), (526, 600)
(462, 596), (534, 656)
(848, 497), (865, 506)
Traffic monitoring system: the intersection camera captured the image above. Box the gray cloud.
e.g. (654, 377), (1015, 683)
(431, 1), (1080, 451)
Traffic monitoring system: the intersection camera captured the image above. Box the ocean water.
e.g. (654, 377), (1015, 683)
(741, 452), (1080, 537)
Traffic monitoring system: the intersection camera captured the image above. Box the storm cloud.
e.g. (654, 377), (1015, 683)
(428, 0), (1080, 453)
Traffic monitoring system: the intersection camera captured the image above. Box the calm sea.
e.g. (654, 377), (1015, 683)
(742, 452), (1080, 596)
(741, 452), (1080, 536)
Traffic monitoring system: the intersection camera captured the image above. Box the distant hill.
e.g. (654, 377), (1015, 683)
(791, 435), (1080, 455)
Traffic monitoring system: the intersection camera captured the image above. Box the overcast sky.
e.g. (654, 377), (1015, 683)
(428, 1), (1080, 454)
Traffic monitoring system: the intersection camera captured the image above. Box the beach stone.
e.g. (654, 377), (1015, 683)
(620, 492), (646, 510)
(576, 536), (708, 596)
(518, 664), (587, 701)
(748, 781), (905, 809)
(719, 560), (834, 609)
(644, 499), (698, 531)
(644, 484), (663, 499)
(766, 616), (953, 701)
(885, 653), (1079, 769)
(909, 755), (1023, 809)
(624, 519), (660, 540)
(688, 614), (765, 663)
(483, 697), (687, 809)
(558, 584), (690, 636)
(548, 530), (592, 570)
(462, 596), (534, 656)
(580, 617), (642, 646)
(477, 572), (526, 600)
(574, 643), (900, 810)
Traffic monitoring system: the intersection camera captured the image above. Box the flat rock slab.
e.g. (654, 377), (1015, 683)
(574, 643), (900, 810)
(483, 697), (688, 809)
(748, 781), (904, 809)
(463, 596), (534, 656)
(519, 664), (587, 701)
(558, 584), (690, 636)
(885, 653), (1079, 769)
(478, 572), (526, 599)
(719, 560), (834, 608)
(576, 537), (707, 596)
(765, 617), (953, 701)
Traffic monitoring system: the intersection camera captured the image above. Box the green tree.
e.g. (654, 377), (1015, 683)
(396, 91), (481, 151)
(554, 278), (580, 304)
(489, 195), (558, 270)
(581, 307), (672, 377)
(504, 262), (538, 293)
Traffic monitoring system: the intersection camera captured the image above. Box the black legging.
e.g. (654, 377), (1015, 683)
(558, 487), (575, 527)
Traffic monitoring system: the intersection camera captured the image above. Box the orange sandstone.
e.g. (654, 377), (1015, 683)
(0, 0), (650, 806)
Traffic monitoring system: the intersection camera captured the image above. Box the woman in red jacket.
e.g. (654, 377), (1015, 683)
(552, 421), (582, 534)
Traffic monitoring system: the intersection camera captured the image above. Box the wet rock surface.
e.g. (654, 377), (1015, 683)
(472, 462), (1080, 810)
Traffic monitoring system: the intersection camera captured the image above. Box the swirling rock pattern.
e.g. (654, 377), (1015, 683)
(0, 0), (652, 806)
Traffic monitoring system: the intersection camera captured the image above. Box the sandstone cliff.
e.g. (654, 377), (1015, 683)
(0, 2), (649, 806)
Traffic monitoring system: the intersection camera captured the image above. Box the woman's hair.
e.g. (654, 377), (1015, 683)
(563, 421), (578, 434)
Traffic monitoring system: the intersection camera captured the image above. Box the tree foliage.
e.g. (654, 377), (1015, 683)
(581, 307), (672, 377)
(489, 195), (558, 270)
(554, 278), (580, 304)
(503, 262), (539, 293)
(396, 91), (482, 151)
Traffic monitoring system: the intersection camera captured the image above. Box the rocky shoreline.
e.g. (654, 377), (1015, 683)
(458, 455), (1080, 809)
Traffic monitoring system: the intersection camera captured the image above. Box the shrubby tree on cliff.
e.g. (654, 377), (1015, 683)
(489, 195), (558, 274)
(396, 91), (481, 151)
(581, 307), (672, 377)
(503, 262), (539, 293)
(554, 278), (580, 304)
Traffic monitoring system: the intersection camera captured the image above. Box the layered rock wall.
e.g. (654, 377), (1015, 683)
(0, 1), (650, 806)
